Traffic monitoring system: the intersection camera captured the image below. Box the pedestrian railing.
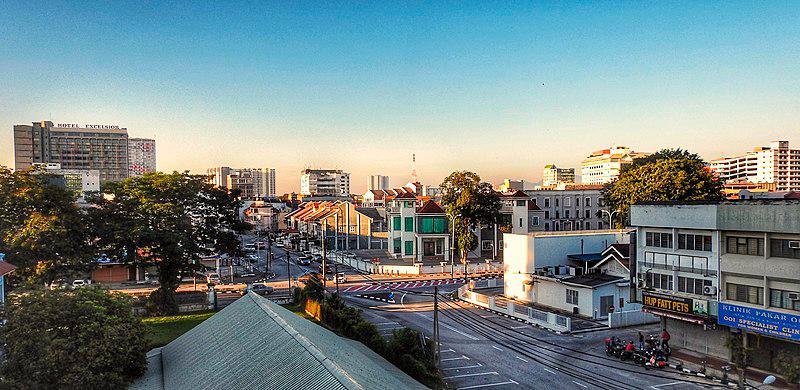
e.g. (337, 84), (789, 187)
(458, 285), (571, 333)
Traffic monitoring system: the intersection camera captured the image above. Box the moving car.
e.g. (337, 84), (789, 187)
(335, 272), (347, 284)
(312, 254), (323, 263)
(206, 272), (221, 285)
(318, 263), (333, 274)
(296, 256), (312, 266)
(248, 282), (274, 296)
(71, 279), (91, 289)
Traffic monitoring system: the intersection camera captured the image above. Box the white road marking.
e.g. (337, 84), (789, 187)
(458, 380), (518, 390)
(544, 368), (556, 374)
(480, 314), (498, 318)
(491, 345), (503, 351)
(650, 382), (686, 389)
(444, 371), (499, 379)
(441, 348), (456, 353)
(415, 313), (479, 340)
(441, 363), (483, 371)
(572, 381), (588, 388)
(374, 322), (397, 325)
(515, 356), (528, 362)
(442, 355), (470, 362)
(511, 325), (528, 329)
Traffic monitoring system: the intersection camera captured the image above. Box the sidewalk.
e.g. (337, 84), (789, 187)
(670, 348), (792, 389)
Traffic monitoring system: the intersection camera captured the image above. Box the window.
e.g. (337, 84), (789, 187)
(726, 283), (763, 305)
(519, 218), (523, 228)
(678, 234), (712, 252)
(555, 211), (560, 219)
(565, 197), (571, 207)
(598, 198), (605, 207)
(770, 239), (800, 259)
(531, 216), (540, 226)
(393, 238), (401, 254)
(566, 289), (579, 305)
(544, 198), (550, 208)
(435, 240), (444, 255)
(585, 197), (591, 207)
(404, 217), (414, 232)
(769, 289), (800, 311)
(677, 276), (712, 295)
(585, 221), (591, 230)
(555, 198), (559, 207)
(419, 217), (447, 234)
(619, 297), (625, 309)
(598, 222), (603, 229)
(645, 232), (673, 248)
(575, 197), (580, 207)
(516, 200), (526, 207)
(565, 210), (570, 218)
(404, 240), (414, 255)
(726, 236), (764, 256)
(647, 273), (673, 290)
(544, 222), (550, 231)
(544, 211), (550, 219)
(585, 210), (591, 219)
(393, 216), (401, 230)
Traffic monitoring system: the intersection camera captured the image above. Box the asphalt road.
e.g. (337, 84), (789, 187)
(344, 288), (724, 390)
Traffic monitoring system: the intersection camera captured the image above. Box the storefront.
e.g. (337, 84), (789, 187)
(717, 302), (800, 371)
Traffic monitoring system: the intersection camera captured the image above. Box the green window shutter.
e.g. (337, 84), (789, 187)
(393, 216), (401, 230)
(433, 217), (446, 233)
(404, 217), (414, 232)
(405, 240), (414, 255)
(421, 217), (434, 234)
(393, 238), (401, 253)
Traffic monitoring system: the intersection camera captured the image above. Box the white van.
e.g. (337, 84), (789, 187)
(206, 272), (221, 285)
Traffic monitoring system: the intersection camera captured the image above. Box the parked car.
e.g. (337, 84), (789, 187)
(312, 254), (323, 263)
(206, 272), (221, 285)
(335, 272), (347, 284)
(71, 279), (91, 289)
(240, 272), (256, 278)
(275, 242), (285, 248)
(248, 282), (274, 296)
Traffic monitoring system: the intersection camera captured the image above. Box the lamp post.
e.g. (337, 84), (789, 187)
(449, 214), (459, 279)
(600, 209), (620, 229)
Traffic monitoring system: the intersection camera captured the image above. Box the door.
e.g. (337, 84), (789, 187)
(600, 295), (614, 317)
(423, 241), (436, 256)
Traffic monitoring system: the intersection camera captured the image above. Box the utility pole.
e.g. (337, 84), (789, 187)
(433, 286), (441, 369)
(322, 220), (327, 290)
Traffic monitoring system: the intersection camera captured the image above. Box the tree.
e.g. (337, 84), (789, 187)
(602, 149), (724, 226)
(440, 171), (502, 276)
(88, 172), (248, 314)
(0, 167), (90, 285)
(0, 287), (147, 389)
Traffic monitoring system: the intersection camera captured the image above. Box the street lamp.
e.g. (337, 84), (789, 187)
(600, 209), (620, 229)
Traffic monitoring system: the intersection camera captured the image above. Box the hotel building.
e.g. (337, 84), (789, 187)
(710, 141), (800, 192)
(580, 146), (649, 185)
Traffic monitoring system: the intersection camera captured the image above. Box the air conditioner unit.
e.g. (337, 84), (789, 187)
(788, 292), (800, 301)
(789, 241), (800, 249)
(702, 285), (718, 296)
(637, 279), (647, 289)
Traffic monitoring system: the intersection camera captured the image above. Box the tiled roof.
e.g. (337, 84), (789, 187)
(394, 191), (417, 199)
(561, 273), (623, 288)
(416, 200), (445, 214)
(528, 202), (541, 211)
(503, 190), (528, 198)
(131, 293), (425, 390)
(0, 261), (16, 276)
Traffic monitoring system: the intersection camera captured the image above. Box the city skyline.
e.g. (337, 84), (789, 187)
(2, 2), (799, 192)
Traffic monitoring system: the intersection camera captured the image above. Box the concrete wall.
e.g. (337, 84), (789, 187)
(503, 231), (627, 274)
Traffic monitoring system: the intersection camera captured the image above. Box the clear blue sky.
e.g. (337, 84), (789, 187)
(1, 1), (798, 192)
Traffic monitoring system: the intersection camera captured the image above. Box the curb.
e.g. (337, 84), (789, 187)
(354, 294), (396, 304)
(667, 362), (739, 388)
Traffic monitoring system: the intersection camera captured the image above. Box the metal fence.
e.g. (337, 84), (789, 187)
(458, 285), (572, 333)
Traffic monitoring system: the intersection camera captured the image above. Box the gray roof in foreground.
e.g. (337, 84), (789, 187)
(131, 292), (426, 390)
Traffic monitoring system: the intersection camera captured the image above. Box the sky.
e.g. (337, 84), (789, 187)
(1, 1), (798, 193)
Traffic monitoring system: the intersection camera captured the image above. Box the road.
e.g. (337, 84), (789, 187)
(343, 287), (724, 390)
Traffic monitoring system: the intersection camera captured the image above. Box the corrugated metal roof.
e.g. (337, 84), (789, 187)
(131, 293), (426, 390)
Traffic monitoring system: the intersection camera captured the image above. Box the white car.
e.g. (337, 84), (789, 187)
(71, 279), (91, 289)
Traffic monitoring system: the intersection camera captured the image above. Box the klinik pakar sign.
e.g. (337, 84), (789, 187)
(718, 302), (800, 341)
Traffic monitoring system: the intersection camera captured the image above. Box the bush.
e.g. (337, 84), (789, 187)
(386, 328), (441, 388)
(1, 287), (148, 389)
(776, 350), (800, 384)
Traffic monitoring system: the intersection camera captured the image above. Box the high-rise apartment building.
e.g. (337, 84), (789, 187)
(580, 146), (649, 185)
(128, 138), (156, 177)
(542, 164), (575, 187)
(206, 167), (276, 199)
(368, 175), (390, 191)
(14, 121), (130, 182)
(300, 169), (350, 196)
(709, 141), (800, 192)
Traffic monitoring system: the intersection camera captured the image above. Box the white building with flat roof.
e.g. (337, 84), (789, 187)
(542, 164), (575, 187)
(710, 141), (800, 192)
(300, 169), (350, 196)
(580, 146), (649, 185)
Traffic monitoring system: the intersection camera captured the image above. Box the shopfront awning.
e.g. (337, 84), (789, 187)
(642, 307), (706, 325)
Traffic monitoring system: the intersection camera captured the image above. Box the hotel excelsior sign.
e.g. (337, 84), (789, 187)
(642, 291), (694, 315)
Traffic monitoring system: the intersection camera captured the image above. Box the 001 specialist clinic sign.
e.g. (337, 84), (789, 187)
(718, 302), (800, 341)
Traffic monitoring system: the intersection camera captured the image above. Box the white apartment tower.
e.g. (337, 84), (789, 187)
(207, 167), (276, 199)
(709, 141), (800, 192)
(581, 146), (649, 185)
(300, 169), (350, 196)
(542, 164), (575, 187)
(368, 175), (390, 191)
(128, 138), (156, 177)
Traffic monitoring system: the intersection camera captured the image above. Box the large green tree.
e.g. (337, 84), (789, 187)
(0, 287), (147, 389)
(440, 171), (502, 275)
(602, 149), (724, 226)
(0, 167), (90, 284)
(88, 172), (247, 314)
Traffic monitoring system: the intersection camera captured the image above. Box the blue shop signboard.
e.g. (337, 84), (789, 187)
(718, 302), (800, 341)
